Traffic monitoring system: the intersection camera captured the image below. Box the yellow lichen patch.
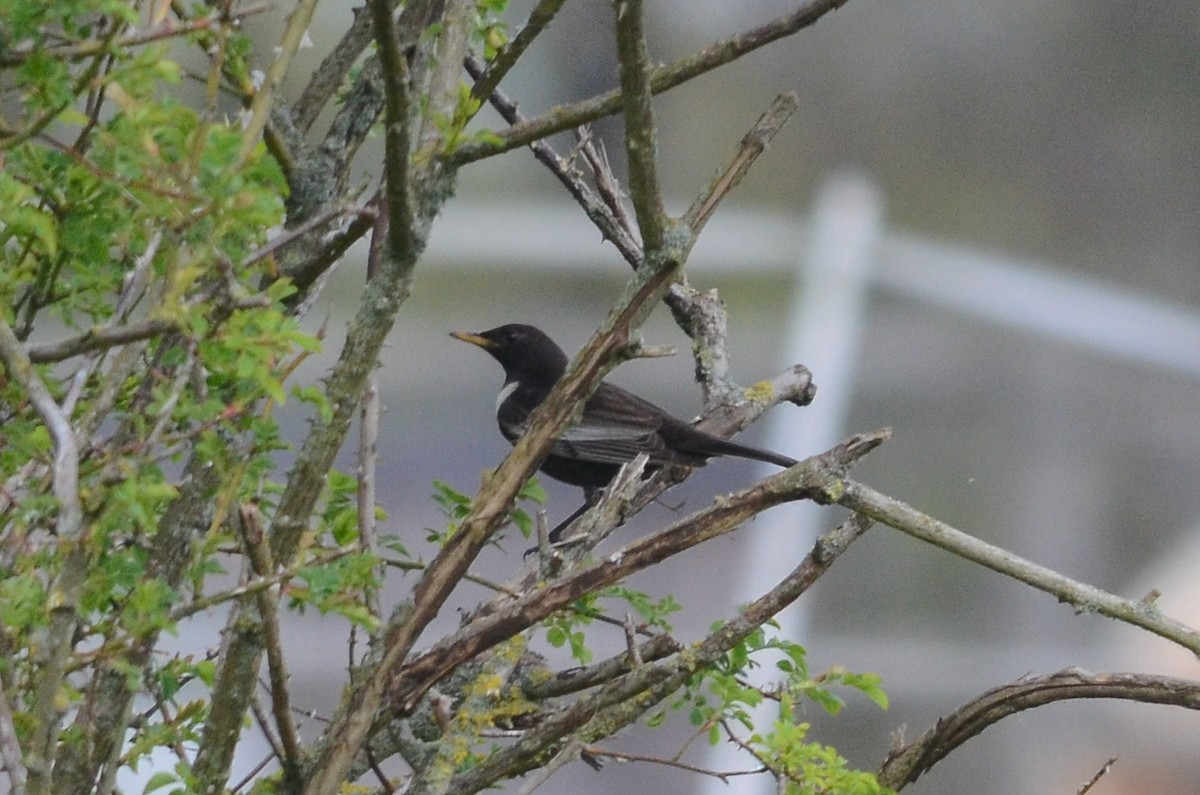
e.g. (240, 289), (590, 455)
(744, 380), (776, 405)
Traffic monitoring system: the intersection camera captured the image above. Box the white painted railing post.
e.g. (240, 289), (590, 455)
(700, 172), (885, 793)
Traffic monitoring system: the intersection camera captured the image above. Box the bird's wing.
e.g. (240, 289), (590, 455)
(553, 422), (670, 465)
(502, 416), (670, 464)
(500, 381), (709, 467)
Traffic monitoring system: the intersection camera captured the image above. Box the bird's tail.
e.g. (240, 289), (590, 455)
(691, 432), (798, 469)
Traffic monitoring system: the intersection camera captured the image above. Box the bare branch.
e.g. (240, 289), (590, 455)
(238, 504), (303, 787)
(358, 373), (383, 619)
(877, 669), (1200, 790)
(840, 480), (1200, 656)
(369, 0), (416, 259)
(27, 319), (177, 364)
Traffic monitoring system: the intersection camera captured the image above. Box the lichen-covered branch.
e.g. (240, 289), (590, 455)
(839, 480), (1200, 655)
(292, 1), (396, 134)
(614, 0), (667, 250)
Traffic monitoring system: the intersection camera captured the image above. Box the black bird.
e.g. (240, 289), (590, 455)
(451, 324), (797, 542)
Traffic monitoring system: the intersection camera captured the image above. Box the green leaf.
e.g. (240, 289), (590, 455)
(142, 771), (179, 794)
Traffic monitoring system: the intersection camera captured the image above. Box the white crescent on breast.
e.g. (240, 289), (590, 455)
(496, 380), (520, 414)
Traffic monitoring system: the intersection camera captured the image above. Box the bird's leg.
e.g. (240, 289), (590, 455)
(547, 487), (603, 543)
(523, 489), (601, 560)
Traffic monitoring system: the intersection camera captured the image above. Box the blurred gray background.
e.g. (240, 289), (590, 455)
(187, 1), (1200, 793)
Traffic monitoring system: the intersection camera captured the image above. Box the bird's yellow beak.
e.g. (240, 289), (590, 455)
(450, 330), (496, 350)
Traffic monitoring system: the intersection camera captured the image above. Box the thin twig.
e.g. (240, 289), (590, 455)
(228, 750), (275, 794)
(585, 745), (767, 782)
(463, 54), (643, 268)
(238, 0), (320, 163)
(248, 693), (287, 765)
(1077, 757), (1118, 795)
(683, 93), (799, 235)
(0, 4), (271, 67)
(238, 504), (304, 787)
(513, 737), (585, 795)
(577, 129), (637, 246)
(243, 203), (374, 268)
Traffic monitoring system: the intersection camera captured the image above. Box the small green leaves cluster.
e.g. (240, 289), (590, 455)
(604, 585), (682, 631)
(658, 621), (891, 794)
(429, 476), (546, 543)
(473, 0), (510, 60)
(754, 692), (892, 795)
(544, 602), (595, 664)
(429, 0), (511, 155)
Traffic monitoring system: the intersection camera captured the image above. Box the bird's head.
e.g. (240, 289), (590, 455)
(450, 323), (569, 382)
